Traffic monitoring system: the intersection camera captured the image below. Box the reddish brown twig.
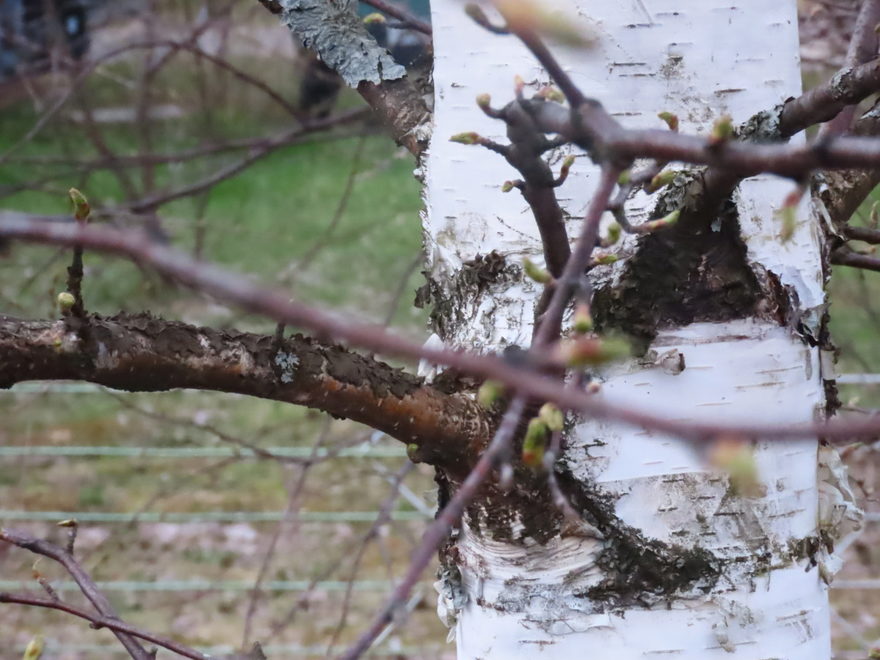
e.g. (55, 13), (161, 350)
(0, 591), (206, 659)
(0, 529), (156, 659)
(831, 246), (880, 271)
(4, 215), (880, 444)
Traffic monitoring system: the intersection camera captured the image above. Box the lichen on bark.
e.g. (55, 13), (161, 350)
(280, 0), (405, 86)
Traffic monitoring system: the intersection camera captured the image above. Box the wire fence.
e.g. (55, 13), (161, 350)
(2, 380), (878, 657)
(1, 382), (445, 658)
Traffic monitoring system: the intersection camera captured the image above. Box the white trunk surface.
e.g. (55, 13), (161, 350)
(425, 1), (845, 658)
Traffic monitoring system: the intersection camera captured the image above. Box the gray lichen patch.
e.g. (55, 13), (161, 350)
(274, 351), (300, 383)
(281, 0), (405, 86)
(736, 104), (785, 142)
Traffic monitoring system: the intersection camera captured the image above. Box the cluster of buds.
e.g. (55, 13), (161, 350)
(521, 403), (564, 467)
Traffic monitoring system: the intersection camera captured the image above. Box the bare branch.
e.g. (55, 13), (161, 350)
(815, 0), (880, 137)
(3, 215), (880, 444)
(780, 57), (880, 137)
(844, 223), (880, 243)
(0, 529), (155, 659)
(465, 98), (572, 276)
(0, 591), (206, 659)
(0, 314), (486, 469)
(831, 246), (880, 271)
(815, 104), (880, 227)
(128, 107), (368, 214)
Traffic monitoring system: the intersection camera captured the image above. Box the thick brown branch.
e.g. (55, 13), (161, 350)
(356, 78), (431, 157)
(779, 57), (880, 137)
(0, 314), (488, 470)
(844, 223), (880, 243)
(4, 217), (880, 445)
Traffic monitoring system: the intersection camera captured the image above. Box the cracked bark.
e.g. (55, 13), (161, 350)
(0, 314), (490, 470)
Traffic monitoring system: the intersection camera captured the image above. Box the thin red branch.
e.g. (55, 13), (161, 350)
(127, 107), (368, 213)
(0, 529), (154, 660)
(3, 214), (880, 444)
(0, 591), (206, 659)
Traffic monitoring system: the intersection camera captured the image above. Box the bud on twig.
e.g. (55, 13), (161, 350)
(558, 336), (630, 366)
(657, 111), (679, 132)
(559, 154), (575, 178)
(522, 417), (549, 468)
(642, 208), (680, 232)
(538, 403), (564, 431)
(777, 187), (802, 243)
(572, 303), (593, 334)
(57, 292), (76, 315)
(363, 12), (385, 25)
(68, 188), (90, 223)
(591, 253), (618, 266)
(450, 132), (481, 145)
(494, 0), (597, 48)
(537, 85), (565, 103)
(646, 169), (678, 193)
(708, 115), (734, 146)
(523, 257), (552, 284)
(708, 436), (765, 498)
(23, 635), (44, 660)
(603, 222), (621, 246)
(477, 380), (504, 408)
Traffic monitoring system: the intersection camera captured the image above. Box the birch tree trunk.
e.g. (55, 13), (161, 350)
(424, 1), (851, 657)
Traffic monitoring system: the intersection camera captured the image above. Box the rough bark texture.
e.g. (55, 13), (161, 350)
(0, 314), (489, 468)
(426, 2), (848, 658)
(258, 0), (432, 157)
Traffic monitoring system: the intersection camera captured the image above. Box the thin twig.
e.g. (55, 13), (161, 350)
(0, 529), (155, 660)
(4, 215), (880, 443)
(339, 396), (527, 660)
(0, 591), (206, 659)
(832, 246), (880, 271)
(362, 0), (432, 36)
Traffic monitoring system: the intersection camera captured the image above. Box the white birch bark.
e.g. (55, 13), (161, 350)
(424, 1), (858, 658)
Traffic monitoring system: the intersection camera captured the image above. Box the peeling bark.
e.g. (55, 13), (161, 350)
(427, 2), (838, 657)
